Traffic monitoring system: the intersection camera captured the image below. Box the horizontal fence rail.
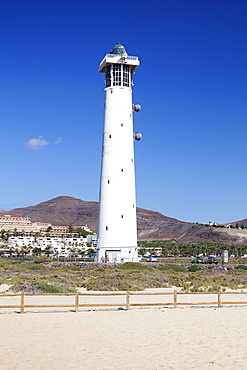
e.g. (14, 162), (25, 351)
(1, 291), (247, 314)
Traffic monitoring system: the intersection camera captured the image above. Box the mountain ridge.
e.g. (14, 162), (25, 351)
(1, 196), (247, 245)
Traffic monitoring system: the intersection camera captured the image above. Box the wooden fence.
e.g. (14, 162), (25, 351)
(1, 291), (247, 314)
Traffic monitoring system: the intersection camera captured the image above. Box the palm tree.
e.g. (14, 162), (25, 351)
(138, 247), (147, 256)
(79, 250), (86, 261)
(32, 247), (42, 256)
(13, 228), (19, 237)
(68, 225), (74, 233)
(44, 245), (53, 257)
(0, 229), (5, 240)
(87, 247), (96, 256)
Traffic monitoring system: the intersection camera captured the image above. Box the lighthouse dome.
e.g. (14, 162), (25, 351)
(110, 42), (127, 56)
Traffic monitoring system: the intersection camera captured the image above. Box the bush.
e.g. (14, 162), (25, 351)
(117, 262), (152, 271)
(188, 265), (202, 272)
(33, 256), (50, 264)
(0, 260), (26, 271)
(236, 265), (247, 270)
(159, 264), (187, 272)
(0, 260), (22, 269)
(37, 283), (67, 293)
(82, 270), (167, 291)
(83, 275), (145, 291)
(22, 264), (47, 270)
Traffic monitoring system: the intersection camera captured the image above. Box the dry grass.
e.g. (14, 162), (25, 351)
(0, 260), (247, 293)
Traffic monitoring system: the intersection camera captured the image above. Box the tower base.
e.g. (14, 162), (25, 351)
(96, 246), (140, 263)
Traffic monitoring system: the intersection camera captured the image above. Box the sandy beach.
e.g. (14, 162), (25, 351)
(1, 298), (247, 369)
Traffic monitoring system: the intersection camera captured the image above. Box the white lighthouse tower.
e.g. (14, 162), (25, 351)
(96, 43), (141, 263)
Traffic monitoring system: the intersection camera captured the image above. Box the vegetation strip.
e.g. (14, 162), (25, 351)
(1, 258), (247, 293)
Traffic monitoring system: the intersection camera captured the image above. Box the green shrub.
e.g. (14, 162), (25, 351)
(117, 262), (152, 271)
(82, 275), (145, 291)
(159, 264), (187, 272)
(236, 265), (247, 270)
(52, 265), (81, 272)
(82, 270), (167, 291)
(37, 283), (67, 293)
(0, 261), (26, 271)
(22, 264), (47, 270)
(0, 260), (23, 268)
(33, 256), (50, 264)
(188, 265), (202, 272)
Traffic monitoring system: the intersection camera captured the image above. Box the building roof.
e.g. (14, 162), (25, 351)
(110, 42), (127, 57)
(99, 43), (139, 73)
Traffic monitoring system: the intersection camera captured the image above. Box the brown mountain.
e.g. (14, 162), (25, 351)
(228, 218), (247, 227)
(4, 196), (247, 245)
(7, 196), (180, 232)
(8, 196), (99, 230)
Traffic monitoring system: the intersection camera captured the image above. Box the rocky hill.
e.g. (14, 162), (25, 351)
(5, 196), (180, 232)
(228, 218), (247, 227)
(5, 196), (99, 230)
(2, 196), (247, 245)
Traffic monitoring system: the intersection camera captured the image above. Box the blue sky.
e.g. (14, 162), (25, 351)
(1, 0), (247, 224)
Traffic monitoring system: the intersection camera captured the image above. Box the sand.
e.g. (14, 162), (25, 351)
(1, 295), (247, 369)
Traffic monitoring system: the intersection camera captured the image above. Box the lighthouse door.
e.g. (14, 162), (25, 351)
(107, 250), (121, 263)
(112, 252), (118, 262)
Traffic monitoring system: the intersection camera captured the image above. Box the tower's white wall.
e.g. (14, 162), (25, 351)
(97, 84), (138, 262)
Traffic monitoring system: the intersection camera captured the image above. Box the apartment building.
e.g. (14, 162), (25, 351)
(8, 236), (90, 255)
(0, 216), (94, 236)
(8, 236), (35, 247)
(0, 215), (51, 233)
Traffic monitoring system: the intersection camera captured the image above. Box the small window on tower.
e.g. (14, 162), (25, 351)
(121, 123), (123, 127)
(113, 64), (121, 86)
(109, 135), (111, 138)
(106, 226), (108, 231)
(121, 169), (123, 172)
(121, 215), (123, 218)
(105, 66), (111, 88)
(108, 180), (110, 184)
(131, 159), (133, 162)
(123, 65), (130, 87)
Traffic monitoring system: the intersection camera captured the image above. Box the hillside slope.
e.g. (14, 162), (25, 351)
(8, 196), (181, 232)
(3, 196), (247, 245)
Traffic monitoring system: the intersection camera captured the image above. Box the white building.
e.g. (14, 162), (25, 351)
(0, 215), (95, 236)
(87, 234), (97, 247)
(8, 236), (90, 255)
(97, 43), (141, 263)
(0, 215), (51, 233)
(8, 236), (35, 247)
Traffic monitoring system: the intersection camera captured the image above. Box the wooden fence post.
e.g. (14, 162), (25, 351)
(218, 292), (222, 308)
(75, 292), (79, 312)
(20, 291), (25, 314)
(126, 290), (130, 311)
(174, 290), (177, 308)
